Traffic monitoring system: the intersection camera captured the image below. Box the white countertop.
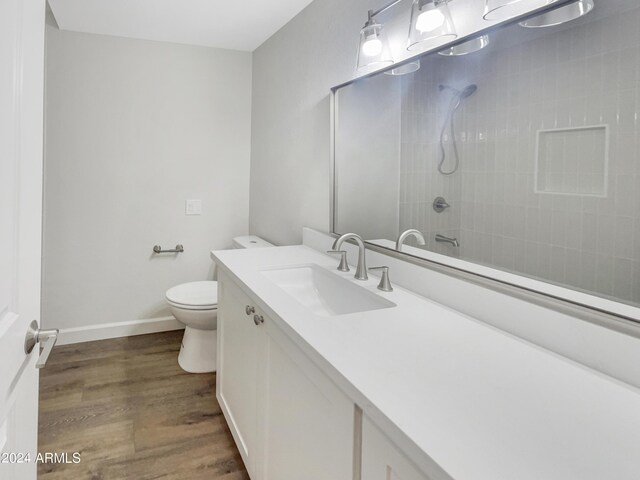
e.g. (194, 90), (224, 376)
(211, 245), (640, 480)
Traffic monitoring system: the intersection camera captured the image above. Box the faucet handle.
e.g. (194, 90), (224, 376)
(327, 250), (350, 272)
(368, 266), (393, 292)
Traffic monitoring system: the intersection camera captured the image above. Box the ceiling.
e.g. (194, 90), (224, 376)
(47, 0), (315, 51)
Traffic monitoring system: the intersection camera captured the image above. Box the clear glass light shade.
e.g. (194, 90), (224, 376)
(408, 0), (457, 52)
(356, 23), (393, 74)
(438, 35), (490, 56)
(519, 0), (594, 27)
(385, 61), (421, 76)
(483, 0), (554, 22)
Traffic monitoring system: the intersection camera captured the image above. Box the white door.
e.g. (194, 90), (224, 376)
(0, 0), (46, 478)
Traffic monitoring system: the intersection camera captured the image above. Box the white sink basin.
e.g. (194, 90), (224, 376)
(261, 264), (396, 317)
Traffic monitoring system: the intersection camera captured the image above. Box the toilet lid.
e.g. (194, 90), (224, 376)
(166, 281), (218, 307)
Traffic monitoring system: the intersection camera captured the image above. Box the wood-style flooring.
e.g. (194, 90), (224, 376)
(38, 330), (249, 480)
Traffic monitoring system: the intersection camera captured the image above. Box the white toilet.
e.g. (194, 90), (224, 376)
(166, 235), (274, 373)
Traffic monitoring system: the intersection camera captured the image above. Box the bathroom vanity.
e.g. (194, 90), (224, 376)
(215, 267), (353, 479)
(211, 245), (640, 480)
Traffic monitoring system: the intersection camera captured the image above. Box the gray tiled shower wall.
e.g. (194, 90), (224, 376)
(398, 4), (640, 306)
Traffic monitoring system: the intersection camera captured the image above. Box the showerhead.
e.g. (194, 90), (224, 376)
(460, 84), (478, 99)
(437, 83), (478, 175)
(439, 84), (478, 99)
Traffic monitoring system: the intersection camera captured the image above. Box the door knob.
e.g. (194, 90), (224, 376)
(24, 320), (59, 368)
(253, 314), (264, 326)
(245, 305), (255, 316)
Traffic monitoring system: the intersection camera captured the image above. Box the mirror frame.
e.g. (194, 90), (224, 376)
(330, 0), (640, 330)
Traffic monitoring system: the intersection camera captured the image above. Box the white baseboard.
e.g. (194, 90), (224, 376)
(57, 316), (184, 345)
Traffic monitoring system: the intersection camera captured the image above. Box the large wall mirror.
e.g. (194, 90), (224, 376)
(333, 0), (640, 320)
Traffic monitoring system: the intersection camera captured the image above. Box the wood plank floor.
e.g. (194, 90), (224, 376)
(38, 331), (249, 480)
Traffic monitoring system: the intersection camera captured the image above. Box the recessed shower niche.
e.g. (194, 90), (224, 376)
(333, 0), (640, 310)
(535, 125), (609, 197)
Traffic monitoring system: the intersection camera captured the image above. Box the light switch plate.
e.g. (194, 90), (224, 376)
(185, 199), (202, 215)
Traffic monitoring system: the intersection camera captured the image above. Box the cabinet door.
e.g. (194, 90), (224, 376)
(255, 317), (354, 480)
(361, 416), (433, 480)
(217, 273), (261, 477)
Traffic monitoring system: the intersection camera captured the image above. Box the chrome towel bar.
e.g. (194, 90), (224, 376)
(153, 244), (184, 254)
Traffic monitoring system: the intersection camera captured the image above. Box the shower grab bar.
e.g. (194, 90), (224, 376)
(153, 244), (184, 254)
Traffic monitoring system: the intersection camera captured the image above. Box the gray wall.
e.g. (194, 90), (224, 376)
(335, 73), (401, 240)
(43, 27), (252, 330)
(395, 4), (640, 307)
(248, 0), (529, 245)
(249, 0), (377, 245)
(396, 67), (463, 257)
(454, 7), (640, 306)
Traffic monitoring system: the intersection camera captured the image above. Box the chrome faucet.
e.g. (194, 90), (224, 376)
(332, 233), (368, 280)
(396, 229), (426, 251)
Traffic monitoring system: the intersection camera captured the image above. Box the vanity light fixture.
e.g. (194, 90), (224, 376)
(356, 10), (394, 74)
(519, 0), (594, 27)
(438, 34), (490, 56)
(408, 0), (457, 52)
(483, 0), (554, 22)
(356, 0), (459, 75)
(385, 60), (421, 75)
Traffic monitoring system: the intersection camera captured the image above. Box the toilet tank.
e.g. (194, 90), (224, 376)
(232, 235), (274, 249)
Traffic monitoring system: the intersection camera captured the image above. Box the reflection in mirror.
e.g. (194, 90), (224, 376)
(334, 0), (640, 310)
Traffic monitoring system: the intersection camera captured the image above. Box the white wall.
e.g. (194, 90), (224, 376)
(42, 27), (252, 333)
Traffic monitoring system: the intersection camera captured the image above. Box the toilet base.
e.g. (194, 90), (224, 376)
(178, 326), (217, 373)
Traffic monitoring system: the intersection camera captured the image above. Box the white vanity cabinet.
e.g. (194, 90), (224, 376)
(216, 273), (262, 476)
(361, 416), (433, 480)
(217, 272), (354, 480)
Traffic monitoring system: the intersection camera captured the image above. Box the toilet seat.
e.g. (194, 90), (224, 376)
(166, 281), (218, 311)
(167, 300), (217, 311)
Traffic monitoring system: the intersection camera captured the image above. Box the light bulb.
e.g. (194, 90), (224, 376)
(355, 13), (393, 73)
(362, 37), (383, 57)
(407, 0), (456, 52)
(416, 9), (445, 33)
